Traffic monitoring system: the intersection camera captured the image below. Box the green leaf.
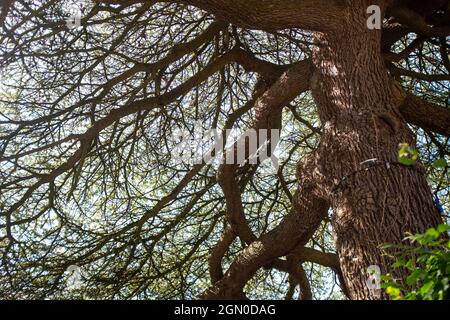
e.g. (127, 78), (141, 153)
(398, 157), (415, 166)
(398, 143), (419, 166)
(393, 260), (405, 268)
(407, 270), (424, 285)
(420, 281), (434, 296)
(432, 158), (447, 168)
(425, 228), (440, 240)
(437, 224), (450, 234)
(382, 224), (450, 300)
(445, 264), (450, 274)
(386, 286), (401, 298)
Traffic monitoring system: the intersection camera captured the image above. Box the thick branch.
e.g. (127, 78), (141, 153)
(390, 65), (450, 82)
(209, 225), (236, 284)
(291, 247), (340, 270)
(290, 265), (312, 300)
(389, 3), (450, 37)
(200, 155), (330, 299)
(216, 60), (311, 244)
(400, 94), (450, 137)
(391, 82), (450, 137)
(99, 0), (345, 31)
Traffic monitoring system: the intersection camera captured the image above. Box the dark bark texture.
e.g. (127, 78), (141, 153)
(310, 0), (444, 299)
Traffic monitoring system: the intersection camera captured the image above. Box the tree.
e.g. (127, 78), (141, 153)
(0, 0), (449, 300)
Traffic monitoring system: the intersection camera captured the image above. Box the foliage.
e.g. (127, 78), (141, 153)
(381, 224), (450, 300)
(398, 143), (419, 166)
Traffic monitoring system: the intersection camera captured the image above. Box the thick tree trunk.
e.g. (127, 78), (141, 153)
(310, 1), (443, 300)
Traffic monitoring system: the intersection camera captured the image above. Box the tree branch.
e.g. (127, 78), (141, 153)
(400, 94), (450, 137)
(209, 225), (236, 284)
(391, 81), (450, 137)
(389, 3), (450, 37)
(200, 155), (330, 299)
(390, 65), (450, 82)
(99, 0), (346, 31)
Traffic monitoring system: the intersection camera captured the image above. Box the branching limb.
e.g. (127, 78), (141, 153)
(99, 0), (346, 32)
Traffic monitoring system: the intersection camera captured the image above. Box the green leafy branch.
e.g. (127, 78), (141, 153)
(381, 224), (450, 300)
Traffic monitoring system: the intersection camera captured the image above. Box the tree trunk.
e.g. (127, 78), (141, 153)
(310, 0), (443, 300)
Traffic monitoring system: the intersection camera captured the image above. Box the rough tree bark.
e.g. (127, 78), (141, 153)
(310, 0), (444, 299)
